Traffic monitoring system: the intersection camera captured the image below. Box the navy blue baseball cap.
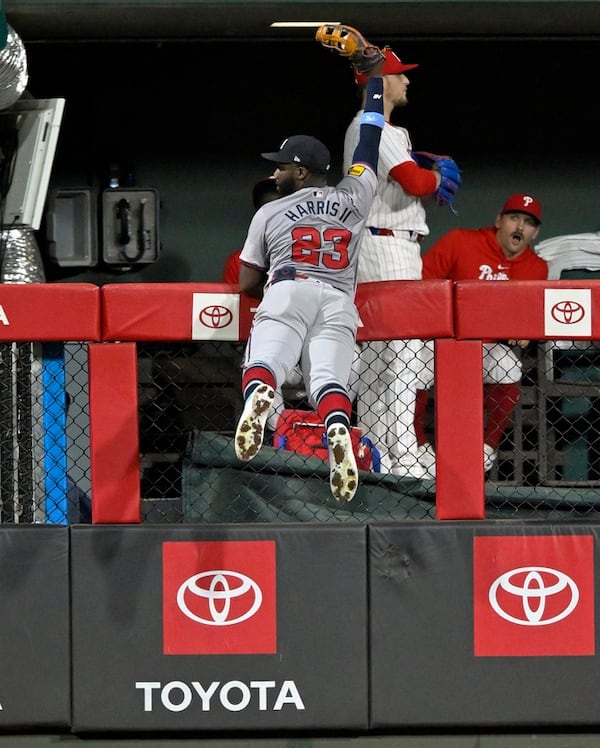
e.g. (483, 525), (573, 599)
(261, 135), (331, 173)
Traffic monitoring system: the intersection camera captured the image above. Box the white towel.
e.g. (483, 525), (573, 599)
(535, 232), (600, 279)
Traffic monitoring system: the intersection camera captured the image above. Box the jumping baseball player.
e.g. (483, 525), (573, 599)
(414, 193), (549, 477)
(225, 177), (361, 432)
(234, 42), (386, 504)
(343, 47), (461, 478)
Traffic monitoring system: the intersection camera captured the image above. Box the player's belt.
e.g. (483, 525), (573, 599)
(271, 266), (311, 284)
(270, 266), (343, 293)
(367, 227), (424, 242)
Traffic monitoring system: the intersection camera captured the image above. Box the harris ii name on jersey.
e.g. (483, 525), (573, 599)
(283, 191), (356, 225)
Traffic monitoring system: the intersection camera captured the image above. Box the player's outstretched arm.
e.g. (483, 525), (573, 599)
(351, 72), (385, 173)
(315, 24), (384, 172)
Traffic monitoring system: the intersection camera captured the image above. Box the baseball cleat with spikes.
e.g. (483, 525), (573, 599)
(235, 384), (275, 462)
(327, 424), (359, 503)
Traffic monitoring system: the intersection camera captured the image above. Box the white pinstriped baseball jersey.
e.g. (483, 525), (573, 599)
(343, 111), (429, 282)
(343, 107), (430, 475)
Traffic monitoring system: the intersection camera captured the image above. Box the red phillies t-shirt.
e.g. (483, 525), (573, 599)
(422, 227), (548, 282)
(222, 249), (242, 284)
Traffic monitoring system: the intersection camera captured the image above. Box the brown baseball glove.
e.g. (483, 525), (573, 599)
(315, 24), (385, 74)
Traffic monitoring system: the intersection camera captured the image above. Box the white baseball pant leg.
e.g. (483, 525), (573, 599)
(482, 343), (522, 384)
(356, 338), (423, 472)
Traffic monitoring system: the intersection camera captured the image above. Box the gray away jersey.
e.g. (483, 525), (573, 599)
(239, 166), (377, 296)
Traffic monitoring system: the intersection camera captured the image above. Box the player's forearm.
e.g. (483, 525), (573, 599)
(239, 265), (266, 297)
(351, 76), (384, 172)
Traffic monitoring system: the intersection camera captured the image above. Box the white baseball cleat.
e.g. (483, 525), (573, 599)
(484, 443), (498, 473)
(235, 384), (275, 462)
(391, 460), (427, 479)
(416, 442), (436, 479)
(327, 424), (359, 503)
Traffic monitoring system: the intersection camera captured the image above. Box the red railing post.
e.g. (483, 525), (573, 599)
(88, 342), (141, 523)
(435, 338), (485, 519)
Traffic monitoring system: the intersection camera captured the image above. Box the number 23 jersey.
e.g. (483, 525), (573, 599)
(239, 168), (377, 297)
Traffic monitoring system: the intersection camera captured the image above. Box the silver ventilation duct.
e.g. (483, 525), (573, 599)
(0, 25), (28, 111)
(0, 27), (43, 283)
(0, 227), (45, 283)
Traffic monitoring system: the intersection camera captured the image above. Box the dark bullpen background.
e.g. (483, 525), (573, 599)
(18, 39), (600, 285)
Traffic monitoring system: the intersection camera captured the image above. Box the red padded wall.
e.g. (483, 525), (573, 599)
(0, 282), (100, 341)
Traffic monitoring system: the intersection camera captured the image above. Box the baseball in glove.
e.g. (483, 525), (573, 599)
(315, 24), (385, 75)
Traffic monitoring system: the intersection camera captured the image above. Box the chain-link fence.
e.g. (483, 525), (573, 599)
(3, 337), (599, 524)
(138, 341), (243, 524)
(138, 339), (600, 524)
(0, 341), (90, 523)
(486, 340), (600, 518)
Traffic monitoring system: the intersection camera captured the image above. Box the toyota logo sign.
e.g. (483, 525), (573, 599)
(551, 300), (585, 325)
(198, 305), (233, 329)
(488, 565), (579, 626)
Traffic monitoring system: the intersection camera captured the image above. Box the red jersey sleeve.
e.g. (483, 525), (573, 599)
(389, 160), (438, 197)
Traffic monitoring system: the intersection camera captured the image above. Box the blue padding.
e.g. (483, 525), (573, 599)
(42, 342), (68, 524)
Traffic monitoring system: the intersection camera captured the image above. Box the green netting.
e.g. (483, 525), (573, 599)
(183, 431), (600, 524)
(182, 430), (436, 523)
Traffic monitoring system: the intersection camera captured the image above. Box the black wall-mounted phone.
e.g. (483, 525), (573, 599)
(102, 188), (159, 266)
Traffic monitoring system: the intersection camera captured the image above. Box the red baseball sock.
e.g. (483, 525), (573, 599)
(241, 365), (276, 399)
(316, 385), (352, 429)
(414, 389), (430, 446)
(484, 382), (521, 450)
